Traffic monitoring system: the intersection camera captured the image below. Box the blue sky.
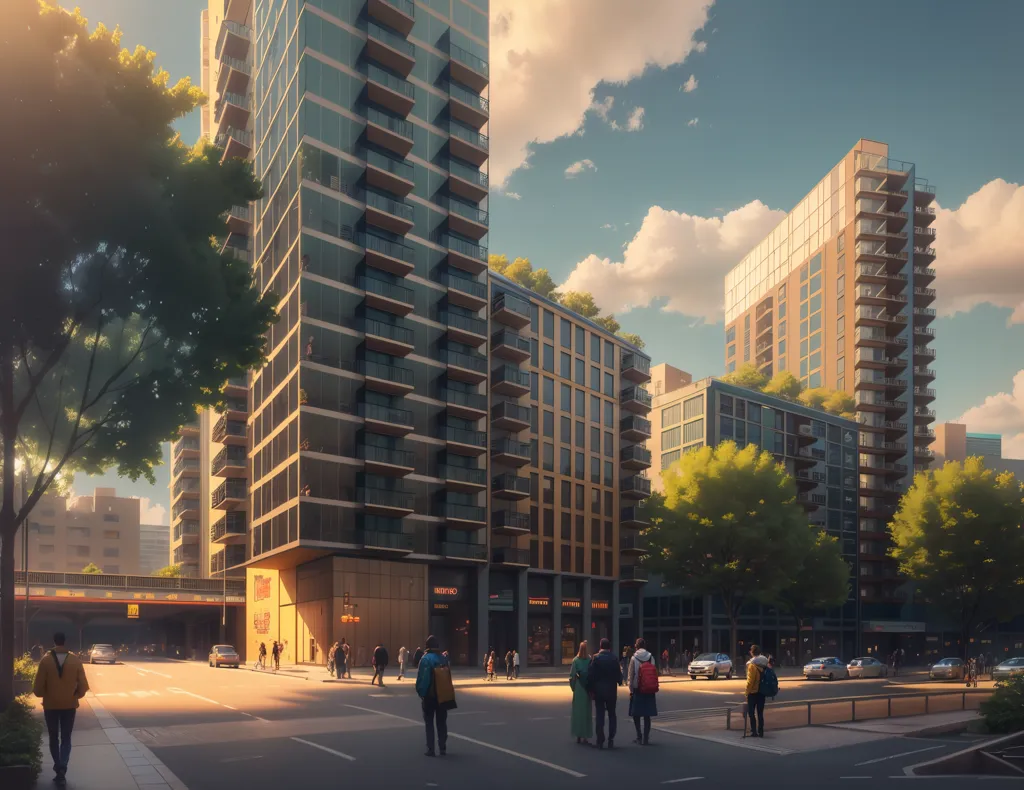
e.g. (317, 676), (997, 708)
(70, 0), (1024, 514)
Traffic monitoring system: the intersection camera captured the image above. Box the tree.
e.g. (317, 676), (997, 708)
(889, 459), (1024, 659)
(721, 363), (769, 391)
(821, 390), (856, 419)
(618, 332), (646, 350)
(81, 563), (102, 575)
(558, 291), (601, 319)
(154, 564), (183, 578)
(645, 441), (815, 662)
(0, 3), (278, 708)
(594, 315), (621, 335)
(487, 254), (559, 299)
(763, 371), (802, 401)
(798, 388), (828, 410)
(775, 530), (850, 638)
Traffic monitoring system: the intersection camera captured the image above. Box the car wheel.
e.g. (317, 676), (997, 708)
(690, 675), (696, 681)
(828, 672), (834, 681)
(712, 669), (719, 680)
(726, 670), (733, 680)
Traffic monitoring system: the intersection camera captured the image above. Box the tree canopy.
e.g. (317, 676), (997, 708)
(775, 529), (850, 629)
(0, 1), (278, 708)
(154, 563), (183, 578)
(889, 458), (1024, 657)
(762, 370), (802, 400)
(81, 563), (102, 575)
(721, 363), (769, 391)
(723, 365), (855, 419)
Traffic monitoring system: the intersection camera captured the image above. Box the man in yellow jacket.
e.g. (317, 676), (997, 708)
(33, 632), (90, 785)
(744, 644), (769, 738)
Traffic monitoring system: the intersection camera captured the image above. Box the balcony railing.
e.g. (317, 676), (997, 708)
(212, 447), (247, 476)
(358, 444), (415, 468)
(367, 63), (415, 99)
(444, 425), (487, 447)
(444, 272), (487, 300)
(492, 292), (531, 321)
(356, 359), (415, 387)
(621, 506), (648, 526)
(443, 387), (488, 413)
(361, 317), (415, 346)
(366, 106), (414, 140)
(620, 387), (652, 409)
(8, 571), (247, 594)
(366, 189), (415, 225)
(173, 520), (200, 541)
(173, 479), (200, 498)
(360, 486), (415, 511)
(492, 329), (531, 355)
(215, 127), (252, 148)
(491, 400), (530, 424)
(358, 275), (414, 307)
(213, 414), (246, 442)
(620, 534), (649, 553)
(365, 148), (415, 182)
(172, 500), (199, 520)
(172, 456), (199, 477)
(491, 438), (531, 459)
(212, 481), (247, 507)
(439, 233), (487, 263)
(439, 465), (486, 487)
(358, 402), (415, 429)
(620, 565), (648, 583)
(439, 541), (488, 561)
(211, 512), (247, 542)
(449, 122), (489, 151)
(620, 415), (652, 436)
(621, 475), (652, 497)
(438, 502), (486, 523)
(447, 158), (488, 187)
(363, 529), (414, 552)
(492, 546), (530, 565)
(492, 364), (530, 389)
(449, 42), (488, 77)
(448, 81), (489, 113)
(493, 510), (530, 532)
(359, 231), (416, 264)
(441, 348), (488, 373)
(366, 21), (415, 57)
(492, 473), (530, 496)
(440, 310), (488, 337)
(444, 196), (489, 226)
(622, 352), (651, 377)
(620, 445), (652, 466)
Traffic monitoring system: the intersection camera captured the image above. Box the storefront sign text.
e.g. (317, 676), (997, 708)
(433, 586), (460, 597)
(528, 596), (550, 607)
(592, 601), (609, 611)
(562, 599), (581, 609)
(253, 575), (272, 603)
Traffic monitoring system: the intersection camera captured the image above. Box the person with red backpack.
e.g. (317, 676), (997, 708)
(626, 637), (659, 745)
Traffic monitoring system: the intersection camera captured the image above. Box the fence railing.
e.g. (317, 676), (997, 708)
(14, 570), (244, 595)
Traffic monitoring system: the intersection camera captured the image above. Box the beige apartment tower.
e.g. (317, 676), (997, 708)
(724, 139), (937, 607)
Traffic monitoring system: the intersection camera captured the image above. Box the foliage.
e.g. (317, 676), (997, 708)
(594, 315), (621, 335)
(821, 389), (856, 419)
(981, 675), (1024, 733)
(81, 563), (102, 575)
(721, 363), (769, 391)
(557, 291), (601, 319)
(0, 696), (43, 776)
(723, 368), (854, 420)
(0, 1), (278, 708)
(889, 459), (1024, 656)
(618, 332), (646, 350)
(762, 371), (802, 401)
(645, 441), (815, 658)
(775, 530), (850, 625)
(13, 654), (36, 682)
(154, 563), (183, 578)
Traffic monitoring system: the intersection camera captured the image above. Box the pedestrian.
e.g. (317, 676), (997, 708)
(569, 641), (594, 745)
(257, 641), (267, 670)
(588, 637), (623, 750)
(626, 638), (658, 745)
(505, 649), (514, 680)
(486, 650), (496, 681)
(271, 640), (280, 671)
(413, 645), (424, 668)
(484, 646), (493, 679)
(327, 641), (338, 677)
(398, 646), (408, 680)
(745, 644), (769, 738)
(33, 632), (90, 786)
(416, 634), (454, 757)
(513, 649), (520, 679)
(661, 648), (673, 676)
(340, 638), (351, 679)
(978, 653), (987, 677)
(372, 642), (389, 686)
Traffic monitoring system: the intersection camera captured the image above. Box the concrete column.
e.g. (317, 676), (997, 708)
(475, 563), (489, 668)
(612, 582), (620, 656)
(517, 569), (529, 673)
(552, 575), (562, 667)
(582, 578), (593, 648)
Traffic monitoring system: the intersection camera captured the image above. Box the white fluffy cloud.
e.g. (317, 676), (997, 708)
(681, 74), (699, 92)
(504, 191), (522, 200)
(139, 497), (168, 526)
(958, 371), (1024, 459)
(565, 159), (597, 178)
(694, 41), (708, 53)
(933, 179), (1024, 323)
(489, 0), (712, 186)
(687, 117), (699, 127)
(625, 106), (645, 131)
(561, 201), (786, 321)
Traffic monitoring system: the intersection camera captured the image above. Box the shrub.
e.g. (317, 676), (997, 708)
(981, 675), (1024, 733)
(14, 654), (37, 682)
(0, 696), (43, 777)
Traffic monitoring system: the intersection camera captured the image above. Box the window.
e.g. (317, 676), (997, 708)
(683, 418), (704, 443)
(837, 232), (845, 252)
(575, 484), (585, 509)
(837, 376), (845, 391)
(604, 400), (614, 427)
(543, 410), (554, 437)
(561, 317), (572, 348)
(576, 388), (585, 416)
(683, 395), (703, 420)
(810, 273), (822, 293)
(103, 530), (120, 539)
(103, 547), (119, 558)
(662, 403), (681, 426)
(575, 357), (585, 384)
(560, 415), (571, 442)
(779, 319), (786, 337)
(604, 522), (613, 548)
(102, 514), (120, 522)
(604, 460), (613, 486)
(810, 253), (822, 275)
(560, 351), (571, 379)
(543, 476), (554, 504)
(591, 456), (600, 483)
(531, 405), (538, 433)
(727, 344), (736, 358)
(543, 309), (554, 339)
(604, 372), (614, 397)
(836, 316), (845, 335)
(809, 371), (822, 388)
(543, 541), (554, 569)
(576, 421), (585, 448)
(837, 274), (845, 295)
(531, 372), (538, 401)
(810, 294), (822, 314)
(778, 302), (787, 320)
(576, 325), (585, 352)
(560, 447), (571, 475)
(575, 452), (584, 480)
(605, 431), (614, 457)
(591, 394), (600, 422)
(561, 510), (572, 539)
(591, 518), (601, 543)
(662, 450), (681, 469)
(778, 339), (786, 355)
(605, 491), (613, 515)
(591, 425), (600, 450)
(837, 357), (845, 375)
(809, 313), (821, 332)
(591, 333), (600, 360)
(591, 488), (601, 513)
(836, 295), (845, 314)
(38, 544), (55, 554)
(561, 383), (571, 411)
(543, 443), (554, 471)
(544, 509), (554, 537)
(604, 341), (614, 369)
(543, 377), (554, 406)
(720, 394), (733, 415)
(543, 343), (554, 372)
(591, 366), (600, 391)
(662, 427), (681, 450)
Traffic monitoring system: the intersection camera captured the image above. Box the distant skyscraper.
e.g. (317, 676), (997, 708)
(966, 433), (1001, 460)
(138, 523), (171, 575)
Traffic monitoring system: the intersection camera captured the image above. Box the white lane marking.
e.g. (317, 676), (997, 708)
(662, 779), (704, 785)
(529, 716), (554, 721)
(840, 777), (872, 780)
(134, 667), (173, 679)
(344, 704), (586, 778)
(167, 687), (268, 722)
(291, 737), (356, 762)
(855, 745), (945, 766)
(221, 756), (264, 763)
(94, 692), (128, 698)
(130, 690), (161, 698)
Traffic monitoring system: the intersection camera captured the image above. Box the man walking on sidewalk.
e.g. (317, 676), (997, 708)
(397, 646), (408, 680)
(588, 637), (623, 749)
(33, 632), (90, 785)
(745, 644), (769, 738)
(371, 642), (389, 686)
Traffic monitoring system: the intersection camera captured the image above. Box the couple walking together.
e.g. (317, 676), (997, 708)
(570, 637), (659, 749)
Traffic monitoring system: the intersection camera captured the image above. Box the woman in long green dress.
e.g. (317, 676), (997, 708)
(569, 641), (594, 744)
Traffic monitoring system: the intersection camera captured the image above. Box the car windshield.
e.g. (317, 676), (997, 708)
(809, 658), (833, 664)
(215, 646), (236, 654)
(93, 645), (113, 650)
(695, 653), (718, 661)
(936, 658), (960, 665)
(1001, 658), (1024, 667)
(849, 659), (863, 666)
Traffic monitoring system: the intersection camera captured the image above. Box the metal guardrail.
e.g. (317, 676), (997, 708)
(14, 570), (245, 595)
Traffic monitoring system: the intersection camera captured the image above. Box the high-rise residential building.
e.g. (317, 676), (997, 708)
(724, 138), (938, 614)
(644, 369), (860, 660)
(138, 523), (171, 576)
(15, 488), (142, 575)
(933, 423), (1024, 477)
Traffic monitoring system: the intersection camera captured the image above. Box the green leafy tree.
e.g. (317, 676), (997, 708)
(645, 441), (815, 661)
(487, 254), (559, 299)
(889, 459), (1024, 659)
(594, 315), (621, 335)
(618, 332), (645, 350)
(154, 563), (183, 578)
(80, 563), (102, 575)
(763, 371), (802, 401)
(821, 390), (856, 419)
(775, 530), (850, 635)
(0, 2), (278, 708)
(558, 291), (601, 319)
(721, 363), (769, 391)
(798, 387), (828, 410)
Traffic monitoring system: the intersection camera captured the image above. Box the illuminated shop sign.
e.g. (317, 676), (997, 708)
(433, 586), (460, 597)
(592, 601), (610, 611)
(528, 596), (550, 607)
(562, 599), (581, 609)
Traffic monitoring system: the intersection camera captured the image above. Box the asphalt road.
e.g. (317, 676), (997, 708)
(80, 658), (1000, 789)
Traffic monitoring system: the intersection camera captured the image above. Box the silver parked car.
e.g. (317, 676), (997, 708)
(89, 644), (117, 664)
(847, 657), (888, 678)
(929, 657), (965, 681)
(992, 657), (1024, 681)
(208, 644), (240, 668)
(804, 656), (848, 681)
(688, 652), (734, 680)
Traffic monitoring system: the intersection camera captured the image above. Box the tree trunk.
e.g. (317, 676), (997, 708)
(0, 525), (15, 710)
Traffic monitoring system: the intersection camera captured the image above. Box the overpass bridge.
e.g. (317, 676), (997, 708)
(9, 571), (247, 658)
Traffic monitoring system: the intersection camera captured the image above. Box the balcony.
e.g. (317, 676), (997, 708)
(620, 415), (652, 442)
(439, 464), (486, 492)
(366, 63), (415, 117)
(365, 148), (415, 197)
(360, 485), (415, 517)
(216, 55), (250, 96)
(367, 0), (415, 36)
(491, 329), (531, 362)
(620, 565), (648, 586)
(491, 400), (530, 432)
(213, 414), (247, 445)
(492, 473), (530, 500)
(622, 352), (652, 383)
(212, 481), (247, 510)
(172, 499), (200, 523)
(620, 386), (652, 414)
(356, 358), (415, 394)
(179, 420), (200, 437)
(438, 502), (487, 530)
(361, 317), (414, 356)
(620, 444), (652, 471)
(215, 19), (250, 61)
(439, 233), (487, 276)
(358, 444), (415, 477)
(492, 509), (530, 536)
(360, 231), (416, 276)
(212, 447), (247, 477)
(491, 292), (531, 329)
(359, 274), (415, 316)
(444, 197), (489, 240)
(215, 126), (252, 161)
(362, 527), (415, 554)
(491, 546), (529, 567)
(448, 123), (489, 167)
(914, 386), (936, 403)
(444, 272), (488, 311)
(442, 348), (488, 384)
(797, 492), (827, 509)
(173, 520), (200, 542)
(620, 533), (648, 556)
(221, 396), (247, 421)
(211, 512), (247, 544)
(365, 189), (415, 236)
(491, 438), (531, 466)
(913, 265), (936, 285)
(173, 437), (200, 460)
(444, 425), (488, 456)
(491, 364), (530, 396)
(214, 91), (249, 131)
(365, 20), (415, 74)
(365, 106), (414, 157)
(440, 541), (488, 562)
(358, 402), (415, 437)
(447, 157), (488, 201)
(621, 506), (648, 528)
(449, 41), (488, 92)
(621, 475), (651, 500)
(173, 456), (199, 479)
(443, 387), (488, 420)
(913, 406), (936, 424)
(448, 81), (488, 129)
(210, 545), (248, 575)
(913, 365), (936, 382)
(439, 310), (488, 347)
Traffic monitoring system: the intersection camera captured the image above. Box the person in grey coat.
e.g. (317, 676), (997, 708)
(626, 637), (658, 745)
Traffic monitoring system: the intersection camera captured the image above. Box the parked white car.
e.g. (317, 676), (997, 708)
(804, 656), (848, 681)
(688, 652), (733, 680)
(847, 657), (888, 678)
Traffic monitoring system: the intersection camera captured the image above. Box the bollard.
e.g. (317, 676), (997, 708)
(727, 708), (732, 731)
(962, 692), (966, 710)
(852, 699), (856, 722)
(807, 701), (812, 726)
(925, 695), (929, 714)
(887, 696), (892, 717)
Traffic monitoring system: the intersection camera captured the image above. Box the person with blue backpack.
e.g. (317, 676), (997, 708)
(744, 644), (778, 737)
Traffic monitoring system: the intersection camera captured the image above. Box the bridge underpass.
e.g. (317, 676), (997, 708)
(11, 571), (247, 660)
